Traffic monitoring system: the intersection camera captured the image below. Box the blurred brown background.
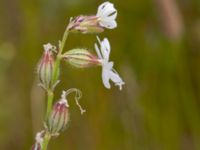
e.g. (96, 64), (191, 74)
(0, 0), (200, 149)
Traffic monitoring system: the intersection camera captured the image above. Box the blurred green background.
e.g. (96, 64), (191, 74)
(1, 0), (200, 149)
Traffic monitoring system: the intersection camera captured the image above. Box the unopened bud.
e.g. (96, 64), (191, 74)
(37, 43), (55, 89)
(48, 99), (69, 135)
(47, 90), (85, 135)
(63, 49), (100, 68)
(67, 16), (104, 34)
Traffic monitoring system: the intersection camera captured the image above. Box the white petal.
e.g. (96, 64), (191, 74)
(101, 8), (116, 18)
(97, 2), (110, 12)
(101, 38), (111, 60)
(99, 20), (117, 29)
(110, 68), (125, 90)
(102, 11), (117, 21)
(99, 7), (117, 19)
(104, 61), (113, 70)
(97, 1), (117, 29)
(95, 36), (111, 61)
(102, 38), (110, 53)
(97, 2), (114, 17)
(102, 63), (125, 90)
(102, 68), (111, 89)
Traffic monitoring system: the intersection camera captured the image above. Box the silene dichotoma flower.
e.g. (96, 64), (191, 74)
(95, 37), (124, 90)
(68, 1), (117, 34)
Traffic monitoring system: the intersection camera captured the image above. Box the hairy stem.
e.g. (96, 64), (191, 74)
(60, 27), (69, 55)
(47, 27), (69, 118)
(42, 27), (70, 150)
(52, 28), (69, 85)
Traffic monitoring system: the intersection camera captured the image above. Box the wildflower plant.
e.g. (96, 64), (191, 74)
(31, 1), (124, 150)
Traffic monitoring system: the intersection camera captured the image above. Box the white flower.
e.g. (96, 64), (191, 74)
(96, 1), (117, 29)
(95, 36), (124, 90)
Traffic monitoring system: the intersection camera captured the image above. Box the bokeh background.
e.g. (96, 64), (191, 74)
(0, 0), (200, 149)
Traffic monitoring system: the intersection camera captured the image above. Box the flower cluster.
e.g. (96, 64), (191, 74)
(32, 1), (124, 150)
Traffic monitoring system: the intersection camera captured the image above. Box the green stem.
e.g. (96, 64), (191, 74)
(52, 27), (69, 85)
(42, 133), (51, 150)
(60, 27), (69, 55)
(42, 27), (69, 150)
(46, 89), (54, 120)
(47, 27), (69, 117)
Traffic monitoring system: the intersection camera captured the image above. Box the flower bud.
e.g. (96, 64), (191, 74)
(63, 49), (100, 68)
(67, 15), (104, 34)
(47, 98), (69, 135)
(37, 43), (55, 89)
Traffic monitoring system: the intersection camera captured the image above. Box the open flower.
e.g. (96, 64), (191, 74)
(95, 37), (124, 90)
(68, 1), (117, 34)
(96, 1), (117, 29)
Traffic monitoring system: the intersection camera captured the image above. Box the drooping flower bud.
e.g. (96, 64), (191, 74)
(63, 49), (100, 68)
(67, 15), (104, 34)
(47, 89), (85, 135)
(47, 94), (70, 135)
(37, 43), (55, 89)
